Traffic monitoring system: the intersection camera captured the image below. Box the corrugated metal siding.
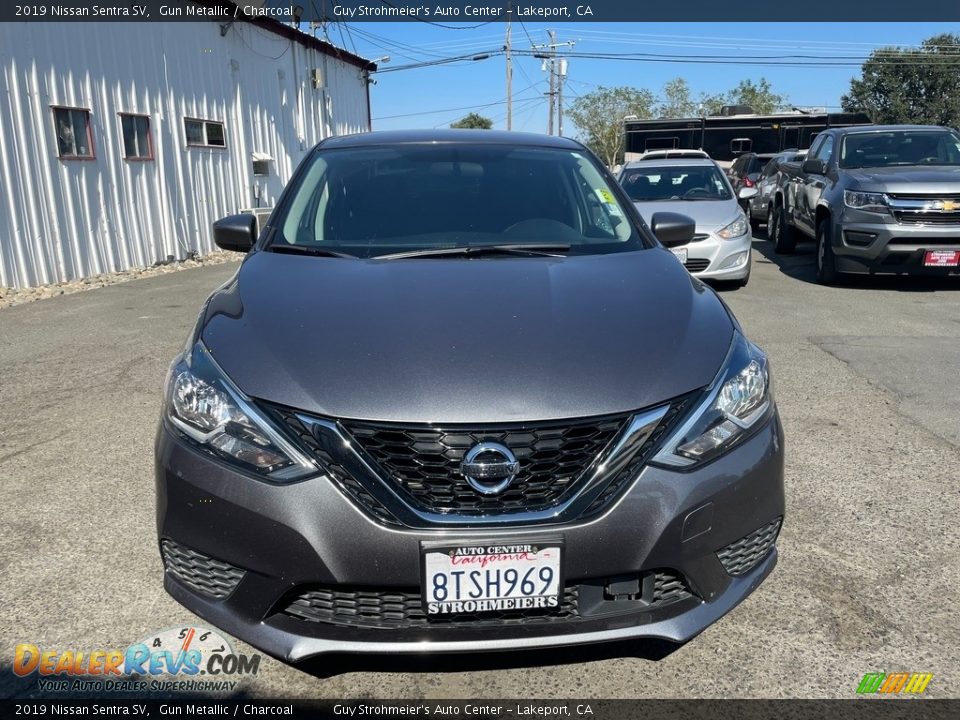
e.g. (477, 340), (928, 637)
(0, 21), (370, 289)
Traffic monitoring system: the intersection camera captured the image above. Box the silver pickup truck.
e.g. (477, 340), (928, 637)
(767, 124), (960, 284)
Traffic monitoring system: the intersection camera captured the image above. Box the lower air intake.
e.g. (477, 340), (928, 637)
(716, 517), (782, 576)
(161, 539), (245, 599)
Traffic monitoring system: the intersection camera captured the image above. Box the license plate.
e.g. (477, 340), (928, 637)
(671, 248), (688, 264)
(421, 542), (562, 616)
(924, 250), (960, 267)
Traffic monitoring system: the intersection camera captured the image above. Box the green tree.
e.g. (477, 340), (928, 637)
(697, 91), (729, 117)
(658, 78), (697, 118)
(450, 112), (493, 129)
(842, 34), (960, 127)
(726, 78), (786, 114)
(567, 85), (656, 166)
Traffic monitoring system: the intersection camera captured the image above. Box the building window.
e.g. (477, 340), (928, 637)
(53, 107), (94, 159)
(120, 114), (153, 160)
(184, 118), (226, 148)
(730, 138), (753, 154)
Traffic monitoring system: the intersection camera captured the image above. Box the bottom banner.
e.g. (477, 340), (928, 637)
(0, 700), (957, 720)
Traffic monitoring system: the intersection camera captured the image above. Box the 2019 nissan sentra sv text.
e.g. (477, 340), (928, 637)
(155, 130), (785, 662)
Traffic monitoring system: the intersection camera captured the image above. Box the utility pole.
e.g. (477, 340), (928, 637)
(557, 58), (568, 136)
(505, 6), (513, 130)
(547, 30), (556, 135)
(532, 33), (574, 136)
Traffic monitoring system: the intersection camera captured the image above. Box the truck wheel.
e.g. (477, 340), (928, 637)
(773, 206), (796, 255)
(816, 220), (839, 285)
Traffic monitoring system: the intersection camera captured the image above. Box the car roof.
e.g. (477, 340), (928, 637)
(318, 129), (584, 150)
(638, 149), (710, 159)
(623, 157), (718, 169)
(830, 124), (952, 136)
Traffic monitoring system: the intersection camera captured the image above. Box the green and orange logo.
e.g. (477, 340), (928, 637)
(857, 672), (933, 695)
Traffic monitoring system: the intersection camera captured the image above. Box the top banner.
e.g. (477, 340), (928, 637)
(4, 0), (960, 22)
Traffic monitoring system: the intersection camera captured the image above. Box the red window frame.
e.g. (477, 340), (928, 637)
(52, 105), (96, 161)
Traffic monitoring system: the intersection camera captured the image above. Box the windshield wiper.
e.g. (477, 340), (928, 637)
(375, 243), (572, 260)
(267, 243), (356, 258)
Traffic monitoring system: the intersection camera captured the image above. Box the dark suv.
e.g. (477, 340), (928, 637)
(155, 130), (785, 663)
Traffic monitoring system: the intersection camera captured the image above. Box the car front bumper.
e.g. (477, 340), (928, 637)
(155, 412), (786, 662)
(679, 230), (753, 281)
(833, 212), (960, 275)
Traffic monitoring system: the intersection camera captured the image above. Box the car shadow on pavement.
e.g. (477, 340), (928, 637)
(295, 638), (683, 679)
(749, 229), (960, 292)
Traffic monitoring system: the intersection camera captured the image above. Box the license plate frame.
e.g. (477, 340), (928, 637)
(420, 540), (564, 618)
(923, 249), (960, 267)
(671, 247), (688, 264)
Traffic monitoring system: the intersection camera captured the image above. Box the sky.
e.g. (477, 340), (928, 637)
(319, 22), (960, 134)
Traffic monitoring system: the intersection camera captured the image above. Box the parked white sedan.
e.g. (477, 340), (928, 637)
(619, 157), (757, 287)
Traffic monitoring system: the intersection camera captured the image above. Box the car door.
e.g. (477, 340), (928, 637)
(753, 158), (780, 218)
(797, 135), (833, 235)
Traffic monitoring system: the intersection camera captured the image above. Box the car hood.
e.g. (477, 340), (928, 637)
(200, 249), (734, 424)
(846, 166), (960, 194)
(633, 199), (741, 232)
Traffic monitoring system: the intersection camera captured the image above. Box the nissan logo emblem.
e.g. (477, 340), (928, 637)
(459, 442), (520, 496)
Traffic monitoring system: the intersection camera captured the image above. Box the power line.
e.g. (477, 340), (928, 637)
(512, 49), (960, 68)
(374, 49), (505, 74)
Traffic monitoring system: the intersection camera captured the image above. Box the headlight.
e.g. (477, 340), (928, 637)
(717, 214), (749, 239)
(844, 190), (888, 213)
(652, 333), (773, 468)
(164, 342), (317, 482)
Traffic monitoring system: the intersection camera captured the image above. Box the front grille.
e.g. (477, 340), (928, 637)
(684, 258), (710, 273)
(342, 415), (628, 515)
(716, 517), (782, 576)
(887, 193), (960, 200)
(161, 540), (245, 599)
(280, 570), (691, 629)
(582, 396), (692, 517)
(270, 411), (403, 527)
(893, 212), (960, 226)
(691, 233), (710, 243)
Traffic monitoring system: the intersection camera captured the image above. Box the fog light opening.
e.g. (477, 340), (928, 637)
(719, 252), (749, 270)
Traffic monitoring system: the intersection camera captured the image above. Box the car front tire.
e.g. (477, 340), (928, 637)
(772, 205), (796, 255)
(816, 220), (839, 285)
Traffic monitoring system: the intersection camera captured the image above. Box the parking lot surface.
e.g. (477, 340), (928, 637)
(1, 236), (958, 698)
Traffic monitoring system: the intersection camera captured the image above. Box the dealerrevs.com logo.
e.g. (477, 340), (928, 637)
(857, 672), (934, 695)
(13, 626), (260, 693)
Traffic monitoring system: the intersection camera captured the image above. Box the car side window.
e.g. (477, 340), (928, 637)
(814, 136), (834, 164)
(807, 135), (826, 159)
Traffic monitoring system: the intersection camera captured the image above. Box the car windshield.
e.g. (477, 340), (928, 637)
(619, 164), (733, 202)
(839, 130), (960, 168)
(274, 144), (641, 258)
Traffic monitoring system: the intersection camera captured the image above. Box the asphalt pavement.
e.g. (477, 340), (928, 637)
(1, 235), (959, 699)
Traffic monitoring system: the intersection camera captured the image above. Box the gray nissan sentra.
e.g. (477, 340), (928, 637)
(155, 130), (785, 662)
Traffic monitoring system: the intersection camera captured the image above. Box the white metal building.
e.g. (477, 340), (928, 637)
(0, 18), (374, 289)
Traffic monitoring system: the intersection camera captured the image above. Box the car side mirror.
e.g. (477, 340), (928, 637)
(213, 214), (257, 253)
(650, 212), (696, 248)
(738, 187), (759, 200)
(802, 158), (826, 175)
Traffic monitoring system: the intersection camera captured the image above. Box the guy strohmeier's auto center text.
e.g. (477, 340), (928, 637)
(331, 4), (595, 18)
